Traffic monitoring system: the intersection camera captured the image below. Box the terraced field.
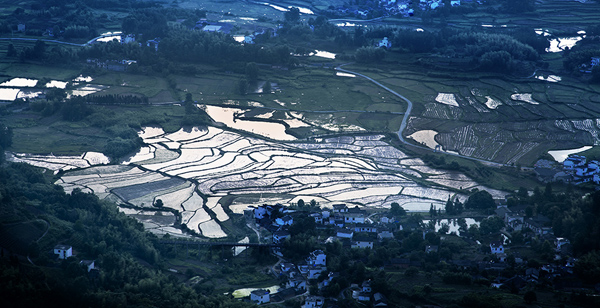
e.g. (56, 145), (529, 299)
(370, 59), (600, 165)
(50, 125), (505, 239)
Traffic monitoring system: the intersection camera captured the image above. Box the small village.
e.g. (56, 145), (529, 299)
(235, 193), (584, 307)
(535, 154), (600, 185)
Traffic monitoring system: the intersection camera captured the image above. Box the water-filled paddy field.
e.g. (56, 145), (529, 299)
(15, 123), (504, 239)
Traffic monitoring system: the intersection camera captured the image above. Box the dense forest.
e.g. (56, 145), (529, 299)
(0, 161), (255, 308)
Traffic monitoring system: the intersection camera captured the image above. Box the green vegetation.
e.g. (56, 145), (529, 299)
(0, 162), (255, 307)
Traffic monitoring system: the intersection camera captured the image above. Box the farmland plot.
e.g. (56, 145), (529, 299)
(47, 124), (504, 238)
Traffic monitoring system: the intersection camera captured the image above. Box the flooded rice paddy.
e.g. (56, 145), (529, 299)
(20, 122), (505, 239)
(407, 130), (440, 149)
(548, 145), (592, 162)
(2, 69), (518, 239)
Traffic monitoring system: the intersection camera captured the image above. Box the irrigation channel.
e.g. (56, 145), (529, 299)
(334, 64), (511, 168)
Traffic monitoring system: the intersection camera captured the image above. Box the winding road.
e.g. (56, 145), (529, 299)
(334, 64), (508, 168)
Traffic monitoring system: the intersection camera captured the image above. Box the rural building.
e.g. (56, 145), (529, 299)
(275, 215), (293, 226)
(286, 277), (307, 290)
(374, 292), (388, 307)
(308, 265), (327, 279)
(305, 296), (325, 308)
(250, 289), (270, 304)
(425, 245), (438, 253)
(122, 34), (136, 44)
(254, 206), (267, 219)
(203, 25), (222, 32)
(378, 37), (392, 48)
(592, 57), (600, 67)
(490, 241), (504, 254)
(563, 155), (586, 170)
(146, 38), (160, 51)
(354, 224), (377, 233)
(352, 237), (374, 249)
(336, 228), (354, 239)
(53, 244), (73, 259)
(451, 0), (461, 6)
(505, 212), (524, 230)
(273, 230), (290, 243)
(280, 262), (295, 273)
(310, 213), (323, 224)
(362, 280), (372, 293)
(80, 260), (95, 272)
(309, 250), (326, 266)
(17, 24), (26, 32)
(333, 204), (348, 213)
(358, 291), (371, 301)
(378, 229), (394, 240)
(344, 212), (365, 224)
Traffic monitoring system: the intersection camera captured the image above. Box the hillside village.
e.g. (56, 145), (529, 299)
(535, 154), (600, 185)
(239, 195), (586, 307)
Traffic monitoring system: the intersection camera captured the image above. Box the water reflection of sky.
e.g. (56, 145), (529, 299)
(548, 146), (592, 162)
(0, 78), (38, 87)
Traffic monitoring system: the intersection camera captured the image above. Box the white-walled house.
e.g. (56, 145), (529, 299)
(308, 265), (327, 279)
(336, 228), (354, 239)
(564, 155), (586, 170)
(490, 241), (504, 254)
(354, 224), (377, 233)
(80, 260), (95, 272)
(54, 245), (73, 259)
(344, 213), (365, 224)
(254, 206), (267, 219)
(378, 37), (392, 48)
(275, 215), (293, 226)
(309, 250), (326, 266)
(311, 213), (323, 224)
(362, 280), (372, 293)
(250, 289), (270, 304)
(333, 204), (348, 213)
(352, 238), (374, 249)
(305, 296), (325, 308)
(273, 230), (290, 243)
(287, 276), (307, 290)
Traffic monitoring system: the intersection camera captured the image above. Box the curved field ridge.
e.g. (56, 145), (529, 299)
(54, 125), (506, 239)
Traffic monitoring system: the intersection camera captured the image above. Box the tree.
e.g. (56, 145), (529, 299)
(465, 190), (495, 210)
(523, 290), (537, 304)
(245, 62), (259, 83)
(236, 79), (247, 95)
(6, 43), (16, 57)
(445, 197), (454, 214)
(0, 121), (13, 148)
(390, 202), (406, 216)
(154, 199), (163, 207)
(262, 81), (271, 93)
(479, 216), (504, 235)
(284, 7), (300, 24)
(184, 93), (195, 114)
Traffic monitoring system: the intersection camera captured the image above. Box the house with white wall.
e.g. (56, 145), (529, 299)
(250, 289), (270, 304)
(53, 245), (73, 259)
(490, 241), (504, 254)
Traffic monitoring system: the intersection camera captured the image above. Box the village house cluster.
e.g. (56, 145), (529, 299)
(534, 154), (600, 185)
(246, 203), (393, 306)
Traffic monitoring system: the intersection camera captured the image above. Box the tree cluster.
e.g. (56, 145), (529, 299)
(0, 162), (255, 308)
